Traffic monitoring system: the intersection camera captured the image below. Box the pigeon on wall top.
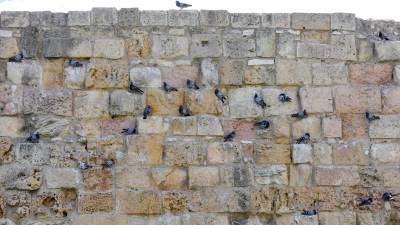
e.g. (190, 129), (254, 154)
(176, 1), (192, 9)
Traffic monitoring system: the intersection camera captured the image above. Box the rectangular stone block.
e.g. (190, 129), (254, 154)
(1, 11), (30, 27)
(199, 10), (230, 27)
(277, 31), (298, 59)
(126, 135), (164, 165)
(244, 65), (275, 85)
(67, 11), (91, 26)
(117, 190), (162, 215)
(276, 59), (312, 85)
(130, 66), (162, 88)
(311, 61), (348, 85)
(170, 116), (197, 136)
(314, 166), (360, 186)
(74, 91), (109, 119)
(292, 144), (313, 164)
(152, 35), (189, 59)
(0, 38), (19, 59)
(219, 59), (246, 85)
(110, 90), (144, 116)
(254, 164), (288, 185)
(0, 117), (24, 137)
(91, 7), (118, 25)
(290, 164), (312, 187)
(164, 141), (206, 166)
(146, 88), (183, 116)
(369, 115), (400, 138)
(261, 13), (290, 28)
(137, 116), (169, 134)
(116, 167), (152, 188)
(375, 41), (400, 61)
(383, 86), (400, 113)
(261, 87), (298, 116)
(331, 13), (356, 31)
(93, 38), (125, 59)
(197, 115), (224, 136)
(191, 34), (222, 58)
(330, 34), (357, 60)
(43, 38), (92, 58)
(292, 116), (322, 139)
(380, 166), (400, 187)
(371, 143), (400, 164)
(299, 86), (333, 113)
(168, 10), (198, 26)
(228, 87), (263, 118)
(140, 10), (168, 26)
(342, 114), (368, 140)
(254, 142), (291, 164)
(296, 42), (330, 58)
(322, 116), (342, 138)
(184, 89), (223, 115)
(231, 13), (261, 28)
(0, 83), (23, 115)
(223, 37), (256, 58)
(45, 168), (79, 188)
(189, 166), (220, 188)
(349, 63), (392, 84)
(319, 211), (356, 225)
(7, 60), (42, 85)
(256, 30), (276, 57)
(118, 8), (139, 26)
(333, 141), (369, 165)
(334, 86), (381, 113)
(78, 192), (113, 213)
(291, 13), (331, 30)
(23, 87), (73, 116)
(86, 59), (129, 88)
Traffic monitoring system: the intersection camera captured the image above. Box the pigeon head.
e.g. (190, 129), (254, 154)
(304, 133), (310, 138)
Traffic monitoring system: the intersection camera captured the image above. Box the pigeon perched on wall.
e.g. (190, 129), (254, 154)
(143, 105), (152, 119)
(278, 93), (292, 102)
(176, 0), (192, 9)
(378, 31), (390, 41)
(224, 131), (235, 142)
(163, 82), (178, 92)
(179, 105), (191, 117)
(78, 161), (92, 170)
(254, 93), (267, 108)
(291, 110), (308, 119)
(365, 112), (380, 121)
(358, 196), (373, 206)
(8, 51), (24, 63)
(121, 127), (137, 135)
(382, 192), (394, 202)
(186, 79), (200, 90)
(27, 132), (40, 143)
(254, 120), (270, 129)
(301, 209), (317, 216)
(296, 133), (310, 144)
(214, 89), (227, 103)
(102, 159), (114, 168)
(128, 82), (144, 94)
(68, 59), (83, 67)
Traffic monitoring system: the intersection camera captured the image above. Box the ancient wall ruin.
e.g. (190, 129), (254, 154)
(1, 7), (400, 225)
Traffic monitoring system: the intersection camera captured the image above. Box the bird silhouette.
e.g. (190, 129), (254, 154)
(214, 89), (227, 103)
(378, 31), (390, 41)
(224, 131), (235, 142)
(179, 105), (191, 117)
(301, 209), (317, 216)
(186, 79), (200, 90)
(365, 112), (380, 121)
(254, 120), (270, 129)
(163, 82), (178, 92)
(296, 133), (310, 144)
(254, 93), (267, 108)
(382, 192), (394, 202)
(68, 59), (83, 67)
(143, 105), (152, 119)
(128, 82), (144, 94)
(358, 196), (373, 206)
(121, 127), (137, 135)
(176, 0), (192, 9)
(78, 161), (92, 170)
(27, 132), (40, 143)
(291, 110), (308, 119)
(279, 93), (292, 102)
(8, 51), (24, 63)
(102, 159), (114, 168)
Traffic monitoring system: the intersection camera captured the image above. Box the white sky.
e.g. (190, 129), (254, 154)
(0, 0), (399, 21)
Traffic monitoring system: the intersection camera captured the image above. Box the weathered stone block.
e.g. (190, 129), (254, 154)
(292, 144), (313, 164)
(314, 166), (360, 186)
(160, 65), (199, 88)
(140, 10), (168, 26)
(223, 37), (256, 58)
(254, 142), (291, 164)
(199, 10), (230, 26)
(93, 38), (125, 59)
(169, 116), (197, 135)
(311, 61), (348, 85)
(185, 89), (223, 115)
(380, 166), (400, 187)
(152, 167), (187, 190)
(189, 166), (219, 188)
(146, 88), (183, 116)
(358, 38), (374, 62)
(333, 141), (369, 165)
(116, 167), (152, 188)
(67, 11), (91, 26)
(15, 143), (52, 165)
(23, 87), (72, 116)
(277, 31), (298, 59)
(261, 13), (290, 28)
(81, 168), (112, 191)
(256, 30), (276, 57)
(244, 65), (275, 85)
(313, 143), (333, 165)
(7, 60), (42, 85)
(78, 192), (113, 213)
(299, 87), (333, 113)
(41, 59), (64, 88)
(322, 116), (342, 138)
(334, 86), (381, 113)
(200, 58), (219, 87)
(371, 143), (400, 164)
(118, 8), (139, 26)
(164, 141), (206, 166)
(292, 116), (321, 139)
(342, 114), (368, 140)
(207, 142), (252, 164)
(117, 190), (161, 214)
(276, 59), (312, 85)
(74, 91), (109, 118)
(291, 13), (331, 30)
(383, 86), (400, 113)
(330, 34), (357, 60)
(231, 13), (261, 28)
(191, 34), (222, 58)
(168, 10), (198, 26)
(261, 87), (298, 115)
(219, 59), (246, 85)
(126, 135), (164, 165)
(319, 211), (356, 225)
(0, 83), (23, 115)
(0, 117), (24, 137)
(369, 115), (400, 138)
(197, 115), (223, 136)
(64, 65), (86, 89)
(1, 11), (30, 27)
(0, 38), (19, 59)
(137, 116), (169, 134)
(375, 41), (400, 61)
(152, 35), (189, 59)
(228, 87), (263, 118)
(110, 90), (144, 116)
(43, 38), (92, 58)
(91, 7), (117, 25)
(349, 63), (392, 84)
(290, 164), (312, 187)
(254, 165), (288, 185)
(331, 13), (356, 31)
(130, 66), (162, 88)
(125, 31), (151, 57)
(297, 42), (330, 58)
(45, 168), (79, 189)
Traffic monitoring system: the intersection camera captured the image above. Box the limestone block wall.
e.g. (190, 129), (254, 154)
(1, 8), (400, 225)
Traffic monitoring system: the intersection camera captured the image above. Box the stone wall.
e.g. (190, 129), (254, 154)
(0, 8), (400, 225)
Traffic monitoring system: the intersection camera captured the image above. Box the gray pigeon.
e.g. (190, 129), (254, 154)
(128, 82), (144, 94)
(78, 161), (92, 170)
(254, 120), (270, 129)
(254, 93), (267, 108)
(179, 105), (191, 117)
(358, 196), (373, 206)
(378, 31), (390, 41)
(143, 105), (152, 119)
(291, 110), (307, 119)
(214, 89), (227, 103)
(365, 112), (380, 121)
(68, 59), (83, 67)
(163, 82), (178, 92)
(9, 51), (24, 63)
(121, 127), (137, 135)
(102, 159), (114, 168)
(382, 192), (394, 202)
(176, 0), (192, 9)
(302, 209), (317, 216)
(27, 132), (40, 143)
(279, 93), (292, 102)
(186, 79), (200, 90)
(224, 131), (235, 142)
(296, 133), (310, 144)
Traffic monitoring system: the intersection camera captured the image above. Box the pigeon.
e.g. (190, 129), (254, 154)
(254, 120), (270, 129)
(301, 209), (317, 216)
(291, 110), (308, 119)
(27, 132), (40, 143)
(214, 89), (227, 103)
(176, 0), (192, 9)
(121, 127), (137, 135)
(378, 31), (390, 41)
(179, 105), (191, 117)
(186, 79), (200, 90)
(224, 131), (235, 142)
(358, 196), (373, 206)
(254, 93), (267, 108)
(365, 112), (380, 121)
(296, 133), (310, 144)
(143, 105), (152, 119)
(68, 59), (83, 67)
(163, 82), (178, 92)
(278, 93), (292, 102)
(8, 51), (24, 63)
(102, 159), (114, 168)
(78, 161), (92, 170)
(382, 192), (394, 202)
(128, 82), (144, 94)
